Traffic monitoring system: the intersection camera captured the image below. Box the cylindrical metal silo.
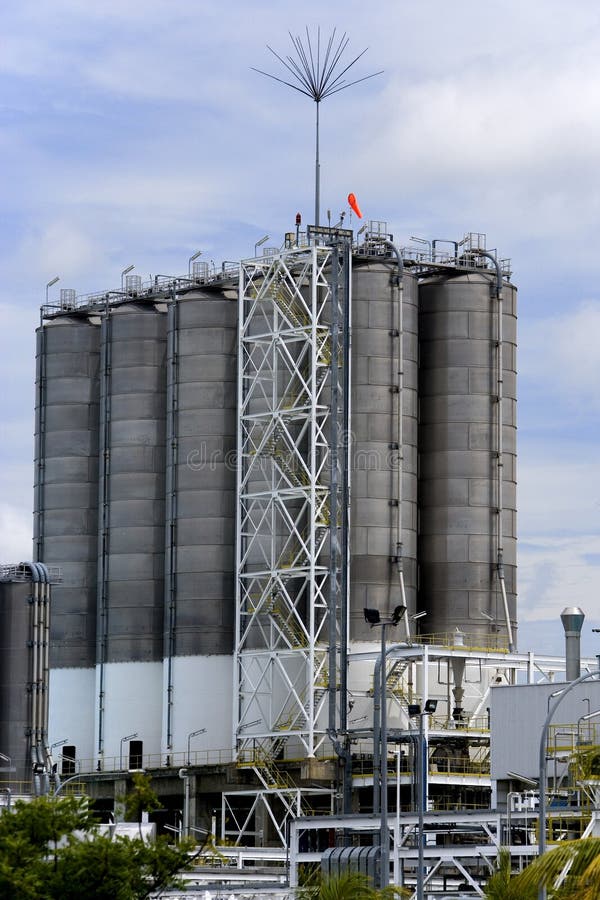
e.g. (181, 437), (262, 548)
(0, 575), (35, 783)
(350, 261), (419, 641)
(418, 271), (517, 646)
(96, 300), (167, 763)
(164, 289), (237, 754)
(35, 313), (100, 761)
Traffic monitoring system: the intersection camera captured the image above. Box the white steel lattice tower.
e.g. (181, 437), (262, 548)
(235, 242), (350, 765)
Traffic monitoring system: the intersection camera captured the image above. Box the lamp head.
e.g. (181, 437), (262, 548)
(424, 699), (438, 714)
(364, 607), (381, 626)
(408, 703), (421, 717)
(391, 604), (407, 625)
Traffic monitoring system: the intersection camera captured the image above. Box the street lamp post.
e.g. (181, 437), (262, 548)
(254, 234), (269, 257)
(45, 276), (60, 304)
(188, 249), (202, 275)
(547, 688), (565, 715)
(578, 707), (600, 745)
(364, 604), (406, 889)
(119, 732), (138, 771)
(178, 767), (194, 837)
(538, 668), (600, 900)
(0, 752), (14, 773)
(408, 700), (438, 900)
(187, 728), (207, 765)
(121, 264), (135, 292)
(53, 771), (99, 797)
(394, 747), (403, 883)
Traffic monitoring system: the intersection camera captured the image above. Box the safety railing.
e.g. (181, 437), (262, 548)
(70, 748), (236, 774)
(429, 714), (490, 734)
(350, 753), (490, 780)
(0, 563), (61, 582)
(415, 632), (510, 653)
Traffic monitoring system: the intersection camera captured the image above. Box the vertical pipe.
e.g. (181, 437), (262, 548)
(340, 241), (352, 814)
(41, 580), (50, 744)
(36, 577), (44, 755)
(35, 317), (47, 563)
(165, 292), (179, 753)
(417, 712), (425, 900)
(380, 623), (389, 888)
(328, 245), (340, 737)
(474, 251), (514, 651)
(373, 655), (381, 817)
(96, 301), (111, 760)
(315, 102), (320, 226)
(308, 244), (318, 756)
(36, 576), (45, 760)
(495, 279), (513, 651)
(26, 581), (35, 772)
(233, 265), (246, 759)
(31, 580), (40, 750)
(381, 241), (411, 641)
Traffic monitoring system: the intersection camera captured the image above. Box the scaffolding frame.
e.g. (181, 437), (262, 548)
(234, 241), (350, 762)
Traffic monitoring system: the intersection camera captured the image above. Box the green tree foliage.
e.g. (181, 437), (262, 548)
(120, 771), (162, 837)
(296, 870), (409, 900)
(483, 848), (537, 900)
(513, 836), (600, 900)
(0, 794), (195, 900)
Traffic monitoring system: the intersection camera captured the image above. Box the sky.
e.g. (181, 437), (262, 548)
(1, 0), (599, 659)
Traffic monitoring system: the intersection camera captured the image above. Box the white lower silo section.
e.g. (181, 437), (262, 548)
(94, 661), (163, 767)
(162, 656), (233, 758)
(49, 667), (96, 764)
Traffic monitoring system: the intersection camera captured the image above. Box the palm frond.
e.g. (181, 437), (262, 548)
(515, 837), (600, 895)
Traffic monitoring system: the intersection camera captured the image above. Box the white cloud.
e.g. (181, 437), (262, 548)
(0, 503), (33, 563)
(520, 301), (600, 411)
(519, 534), (600, 624)
(518, 447), (600, 647)
(519, 453), (600, 536)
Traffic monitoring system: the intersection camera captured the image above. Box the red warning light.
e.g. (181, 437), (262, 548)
(347, 193), (362, 218)
(295, 212), (302, 225)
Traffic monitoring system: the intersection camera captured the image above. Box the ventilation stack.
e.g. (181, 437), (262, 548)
(561, 606), (585, 681)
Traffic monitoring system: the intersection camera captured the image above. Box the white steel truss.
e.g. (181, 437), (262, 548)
(234, 243), (350, 768)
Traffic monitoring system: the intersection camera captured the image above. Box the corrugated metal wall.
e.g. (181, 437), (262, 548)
(418, 273), (517, 642)
(98, 301), (167, 664)
(0, 580), (34, 782)
(35, 315), (100, 668)
(165, 291), (237, 658)
(350, 262), (419, 640)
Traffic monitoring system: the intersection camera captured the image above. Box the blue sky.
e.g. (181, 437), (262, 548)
(1, 0), (599, 658)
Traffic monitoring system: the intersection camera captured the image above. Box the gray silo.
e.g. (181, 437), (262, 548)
(350, 261), (419, 640)
(164, 289), (237, 752)
(418, 271), (517, 645)
(96, 300), (167, 760)
(0, 562), (52, 785)
(34, 314), (100, 668)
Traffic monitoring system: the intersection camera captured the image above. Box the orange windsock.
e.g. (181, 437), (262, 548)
(347, 192), (362, 218)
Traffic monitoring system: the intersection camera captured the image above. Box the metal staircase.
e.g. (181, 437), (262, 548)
(233, 241), (350, 846)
